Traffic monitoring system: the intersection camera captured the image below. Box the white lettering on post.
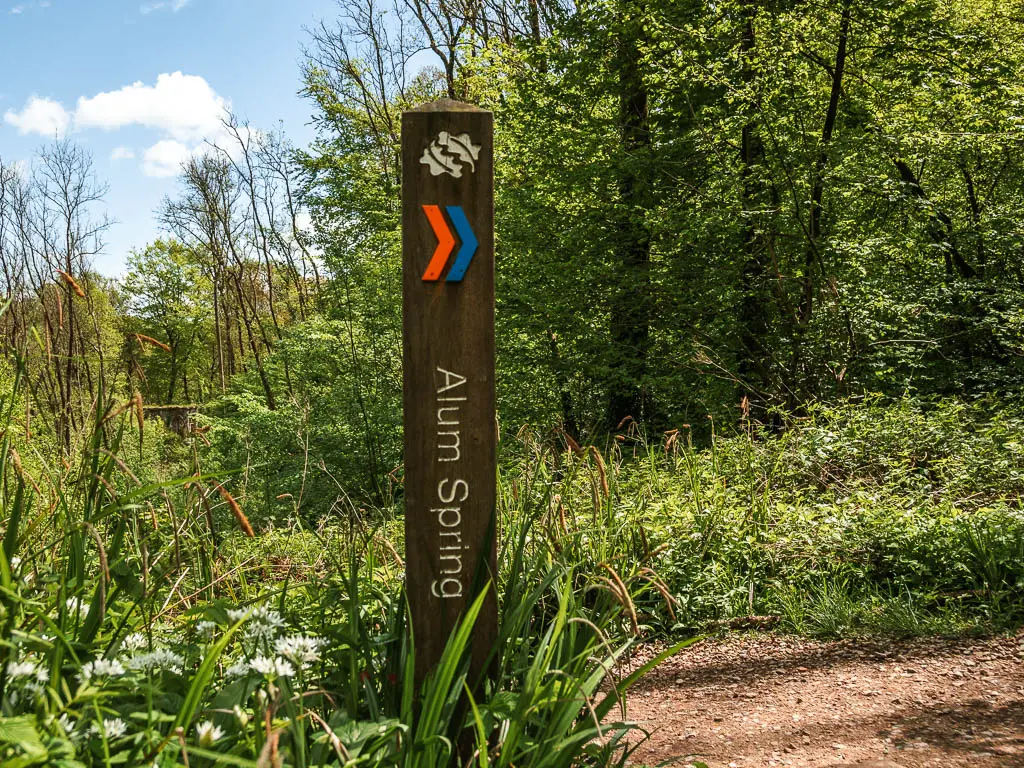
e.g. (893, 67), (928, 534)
(431, 368), (470, 599)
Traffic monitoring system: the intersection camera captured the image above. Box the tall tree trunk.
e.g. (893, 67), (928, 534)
(607, 0), (653, 431)
(547, 327), (578, 439)
(790, 0), (851, 407)
(800, 0), (851, 326)
(212, 277), (226, 392)
(891, 157), (1003, 375)
(737, 0), (773, 419)
(62, 265), (76, 454)
(228, 270), (276, 411)
(960, 162), (986, 277)
(893, 159), (976, 279)
(167, 336), (178, 404)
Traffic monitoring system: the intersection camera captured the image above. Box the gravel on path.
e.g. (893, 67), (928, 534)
(622, 630), (1024, 768)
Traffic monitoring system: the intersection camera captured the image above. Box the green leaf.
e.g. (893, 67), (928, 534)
(0, 716), (48, 760)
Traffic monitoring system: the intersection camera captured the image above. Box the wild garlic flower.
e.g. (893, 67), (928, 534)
(78, 658), (126, 683)
(249, 655), (294, 678)
(195, 720), (224, 748)
(226, 608), (249, 624)
(245, 608), (286, 643)
(65, 597), (89, 621)
(127, 649), (184, 675)
(122, 633), (147, 652)
(224, 660), (249, 679)
(57, 713), (82, 744)
(7, 660), (48, 683)
(89, 717), (128, 739)
(252, 607), (285, 625)
(273, 635), (324, 668)
(196, 621), (216, 640)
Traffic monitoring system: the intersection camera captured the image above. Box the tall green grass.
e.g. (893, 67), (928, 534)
(0, 361), (682, 766)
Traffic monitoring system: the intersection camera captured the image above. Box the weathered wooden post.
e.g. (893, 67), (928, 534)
(402, 100), (497, 688)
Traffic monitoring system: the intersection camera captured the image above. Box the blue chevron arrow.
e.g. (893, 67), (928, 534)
(444, 205), (478, 282)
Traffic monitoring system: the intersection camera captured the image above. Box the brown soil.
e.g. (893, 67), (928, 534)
(622, 630), (1024, 768)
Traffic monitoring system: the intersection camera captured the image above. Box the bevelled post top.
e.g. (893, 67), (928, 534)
(407, 99), (490, 113)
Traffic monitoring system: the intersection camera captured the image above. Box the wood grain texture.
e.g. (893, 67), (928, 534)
(402, 102), (497, 689)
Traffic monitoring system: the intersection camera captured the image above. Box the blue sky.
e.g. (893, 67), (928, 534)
(0, 0), (339, 275)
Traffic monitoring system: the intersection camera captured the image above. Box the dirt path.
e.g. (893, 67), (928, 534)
(624, 630), (1024, 767)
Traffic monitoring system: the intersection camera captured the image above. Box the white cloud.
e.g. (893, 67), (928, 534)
(5, 73), (240, 180)
(3, 73), (229, 145)
(142, 140), (192, 178)
(76, 72), (229, 142)
(3, 96), (70, 136)
(139, 123), (259, 178)
(9, 0), (49, 14)
(140, 0), (192, 13)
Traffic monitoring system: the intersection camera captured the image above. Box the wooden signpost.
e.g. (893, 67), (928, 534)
(402, 100), (497, 687)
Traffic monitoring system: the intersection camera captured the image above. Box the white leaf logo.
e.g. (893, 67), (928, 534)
(420, 131), (482, 178)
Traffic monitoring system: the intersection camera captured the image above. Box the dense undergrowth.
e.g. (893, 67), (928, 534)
(515, 397), (1024, 637)
(0, 359), (1021, 765)
(218, 396), (1024, 643)
(0, 367), (683, 766)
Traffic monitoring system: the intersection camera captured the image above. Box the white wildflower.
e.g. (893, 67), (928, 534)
(7, 658), (48, 700)
(252, 606), (285, 627)
(78, 658), (126, 683)
(196, 621), (216, 640)
(127, 649), (184, 675)
(246, 624), (277, 643)
(195, 720), (224, 748)
(89, 717), (128, 739)
(57, 713), (82, 745)
(11, 556), (30, 583)
(226, 608), (249, 624)
(122, 633), (147, 652)
(6, 661), (38, 679)
(65, 597), (89, 621)
(245, 607), (286, 643)
(249, 655), (294, 678)
(273, 635), (324, 668)
(224, 660), (250, 679)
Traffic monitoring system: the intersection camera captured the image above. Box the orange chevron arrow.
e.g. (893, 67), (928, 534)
(421, 204), (456, 281)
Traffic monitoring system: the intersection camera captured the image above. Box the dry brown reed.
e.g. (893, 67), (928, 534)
(57, 270), (85, 298)
(214, 482), (255, 538)
(135, 334), (171, 353)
